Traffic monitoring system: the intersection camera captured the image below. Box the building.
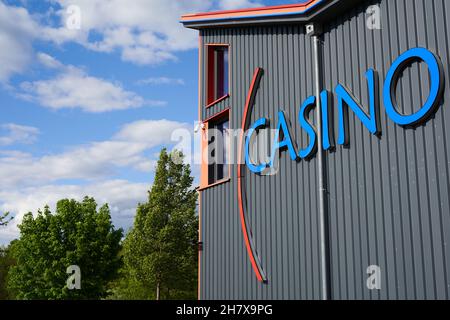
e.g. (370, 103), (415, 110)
(181, 0), (450, 300)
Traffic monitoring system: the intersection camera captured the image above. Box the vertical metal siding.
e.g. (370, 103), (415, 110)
(323, 0), (450, 300)
(199, 0), (450, 300)
(200, 25), (322, 300)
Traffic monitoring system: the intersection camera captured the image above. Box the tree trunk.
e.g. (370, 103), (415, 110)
(156, 282), (160, 301)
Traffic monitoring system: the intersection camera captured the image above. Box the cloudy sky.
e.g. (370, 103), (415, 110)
(0, 0), (300, 244)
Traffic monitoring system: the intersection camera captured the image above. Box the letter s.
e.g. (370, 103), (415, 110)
(298, 96), (318, 159)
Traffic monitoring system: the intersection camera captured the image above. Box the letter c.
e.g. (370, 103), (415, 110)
(245, 118), (269, 174)
(384, 47), (445, 126)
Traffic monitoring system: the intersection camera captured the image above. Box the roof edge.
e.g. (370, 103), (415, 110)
(180, 0), (325, 26)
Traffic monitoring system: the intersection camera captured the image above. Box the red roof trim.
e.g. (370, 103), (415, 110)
(181, 0), (323, 22)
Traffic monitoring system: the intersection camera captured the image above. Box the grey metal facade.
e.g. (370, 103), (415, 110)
(197, 0), (450, 300)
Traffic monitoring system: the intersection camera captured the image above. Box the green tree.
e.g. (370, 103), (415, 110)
(107, 265), (153, 300)
(0, 211), (14, 299)
(120, 149), (198, 300)
(7, 197), (123, 300)
(0, 212), (12, 226)
(0, 242), (17, 300)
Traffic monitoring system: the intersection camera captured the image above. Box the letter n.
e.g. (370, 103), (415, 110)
(335, 69), (381, 146)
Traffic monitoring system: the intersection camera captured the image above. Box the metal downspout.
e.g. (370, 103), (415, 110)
(310, 24), (331, 301)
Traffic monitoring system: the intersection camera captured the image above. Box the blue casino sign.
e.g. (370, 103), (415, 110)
(245, 47), (445, 173)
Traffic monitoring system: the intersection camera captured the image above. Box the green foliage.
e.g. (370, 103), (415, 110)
(117, 149), (198, 300)
(107, 267), (154, 300)
(0, 212), (12, 226)
(7, 197), (123, 300)
(0, 242), (17, 300)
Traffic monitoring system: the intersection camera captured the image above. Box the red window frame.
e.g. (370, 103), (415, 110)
(206, 44), (230, 108)
(199, 108), (232, 190)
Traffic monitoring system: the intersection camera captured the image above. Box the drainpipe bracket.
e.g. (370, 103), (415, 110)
(306, 23), (323, 37)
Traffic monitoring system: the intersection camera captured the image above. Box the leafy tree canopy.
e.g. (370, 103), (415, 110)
(7, 197), (123, 300)
(0, 242), (17, 300)
(0, 212), (12, 226)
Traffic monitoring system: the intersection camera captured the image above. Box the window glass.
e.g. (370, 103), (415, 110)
(208, 117), (230, 185)
(208, 46), (229, 104)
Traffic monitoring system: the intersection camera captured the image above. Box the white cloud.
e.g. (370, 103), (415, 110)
(0, 1), (263, 81)
(218, 0), (262, 9)
(44, 0), (262, 65)
(0, 123), (40, 146)
(0, 180), (150, 244)
(0, 119), (189, 189)
(36, 52), (64, 69)
(115, 119), (188, 143)
(47, 0), (205, 65)
(136, 77), (185, 86)
(0, 118), (191, 243)
(0, 2), (39, 82)
(19, 55), (166, 112)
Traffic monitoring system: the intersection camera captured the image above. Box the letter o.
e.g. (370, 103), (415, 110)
(383, 47), (444, 126)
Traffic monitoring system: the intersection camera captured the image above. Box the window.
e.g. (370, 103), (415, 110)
(207, 45), (229, 105)
(207, 113), (230, 185)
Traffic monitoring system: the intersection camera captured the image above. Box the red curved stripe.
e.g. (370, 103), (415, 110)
(238, 67), (267, 283)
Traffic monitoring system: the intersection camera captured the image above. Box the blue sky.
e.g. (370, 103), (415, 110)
(0, 0), (303, 244)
